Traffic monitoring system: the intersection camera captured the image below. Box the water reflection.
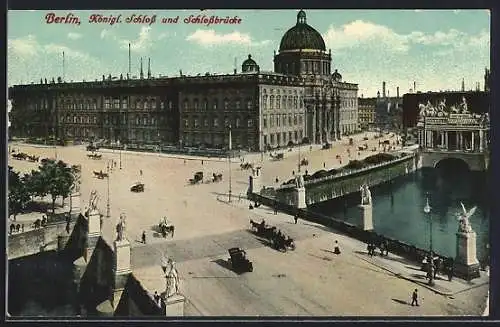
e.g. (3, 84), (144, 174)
(309, 165), (489, 261)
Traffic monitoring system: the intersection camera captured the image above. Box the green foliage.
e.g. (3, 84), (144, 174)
(8, 159), (75, 217)
(363, 153), (397, 165)
(345, 160), (366, 170)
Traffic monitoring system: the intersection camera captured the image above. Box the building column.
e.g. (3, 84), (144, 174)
(479, 130), (484, 152)
(471, 131), (475, 152)
(456, 132), (460, 150)
(445, 132), (449, 150)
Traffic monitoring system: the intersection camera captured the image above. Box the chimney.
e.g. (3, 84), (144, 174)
(396, 86), (399, 98)
(413, 81), (416, 93)
(140, 57), (144, 79)
(382, 81), (386, 98)
(461, 78), (465, 91)
(147, 58), (151, 79)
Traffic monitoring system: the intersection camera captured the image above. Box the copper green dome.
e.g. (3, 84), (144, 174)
(242, 54), (259, 72)
(279, 10), (326, 52)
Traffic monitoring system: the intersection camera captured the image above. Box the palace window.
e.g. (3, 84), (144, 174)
(122, 99), (128, 109)
(93, 117), (97, 124)
(213, 118), (219, 127)
(213, 100), (218, 110)
(151, 117), (156, 125)
(236, 118), (241, 128)
(282, 115), (286, 126)
(203, 99), (208, 110)
(225, 117), (230, 127)
(144, 101), (149, 110)
(224, 99), (229, 110)
(104, 116), (108, 125)
(299, 115), (303, 124)
(288, 114), (292, 126)
(282, 96), (286, 109)
(263, 116), (267, 128)
(246, 99), (252, 110)
(137, 100), (143, 109)
(184, 99), (189, 110)
(288, 97), (293, 108)
(276, 115), (280, 127)
(235, 100), (241, 110)
(247, 118), (253, 127)
(168, 101), (173, 110)
(270, 96), (275, 109)
(204, 119), (209, 127)
(270, 114), (274, 127)
(262, 95), (268, 109)
(194, 99), (199, 110)
(136, 115), (140, 125)
(151, 100), (156, 109)
(184, 119), (189, 128)
(104, 98), (111, 109)
(276, 96), (281, 109)
(194, 119), (199, 128)
(113, 98), (120, 109)
(160, 101), (165, 110)
(294, 114), (298, 125)
(143, 117), (148, 125)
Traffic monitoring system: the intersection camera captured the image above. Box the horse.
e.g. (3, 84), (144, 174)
(285, 237), (296, 250)
(272, 234), (287, 252)
(160, 224), (175, 238)
(9, 224), (15, 234)
(16, 224), (21, 233)
(249, 219), (261, 231)
(33, 219), (41, 229)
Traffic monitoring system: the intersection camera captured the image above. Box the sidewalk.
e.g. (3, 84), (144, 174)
(98, 147), (241, 163)
(218, 193), (490, 298)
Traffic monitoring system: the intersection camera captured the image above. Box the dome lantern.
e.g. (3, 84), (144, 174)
(297, 10), (307, 24)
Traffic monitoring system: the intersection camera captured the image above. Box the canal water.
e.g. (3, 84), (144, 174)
(309, 161), (490, 261)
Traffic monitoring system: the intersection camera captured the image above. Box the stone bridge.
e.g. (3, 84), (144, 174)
(420, 149), (489, 172)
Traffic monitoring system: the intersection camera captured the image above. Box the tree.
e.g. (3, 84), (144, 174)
(38, 159), (75, 213)
(8, 166), (30, 220)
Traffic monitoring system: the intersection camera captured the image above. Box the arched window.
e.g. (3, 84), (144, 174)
(276, 96), (281, 109)
(136, 115), (140, 125)
(270, 96), (274, 109)
(262, 95), (268, 109)
(213, 100), (218, 110)
(224, 98), (229, 110)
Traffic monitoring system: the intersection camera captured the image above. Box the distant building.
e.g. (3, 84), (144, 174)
(8, 10), (359, 151)
(358, 97), (376, 130)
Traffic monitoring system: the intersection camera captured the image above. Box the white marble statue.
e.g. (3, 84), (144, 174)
(360, 184), (372, 205)
(459, 96), (469, 113)
(116, 213), (127, 241)
(457, 202), (476, 233)
(88, 190), (99, 211)
(437, 98), (446, 113)
(295, 174), (305, 189)
(71, 165), (82, 193)
(164, 258), (180, 297)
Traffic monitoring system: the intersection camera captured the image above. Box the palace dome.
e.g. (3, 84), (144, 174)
(242, 54), (259, 73)
(279, 10), (326, 52)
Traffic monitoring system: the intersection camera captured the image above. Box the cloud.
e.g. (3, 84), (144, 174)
(100, 26), (156, 53)
(7, 35), (115, 85)
(186, 29), (270, 46)
(67, 32), (82, 40)
(323, 20), (489, 54)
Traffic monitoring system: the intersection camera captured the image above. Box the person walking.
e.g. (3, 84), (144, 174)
(294, 214), (299, 224)
(142, 231), (147, 244)
(333, 240), (341, 254)
(21, 224), (24, 232)
(140, 169), (143, 176)
(411, 289), (419, 306)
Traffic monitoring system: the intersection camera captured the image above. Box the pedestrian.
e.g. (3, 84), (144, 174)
(333, 240), (341, 254)
(305, 170), (308, 175)
(274, 201), (278, 215)
(140, 169), (143, 176)
(447, 259), (454, 281)
(184, 159), (186, 165)
(21, 224), (24, 232)
(292, 170), (295, 175)
(294, 214), (299, 224)
(411, 289), (419, 306)
(142, 231), (146, 244)
(323, 162), (326, 168)
(114, 161), (117, 167)
(275, 177), (279, 183)
(201, 160), (204, 165)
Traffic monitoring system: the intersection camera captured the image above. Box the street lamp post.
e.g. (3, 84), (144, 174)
(228, 125), (232, 203)
(298, 143), (301, 173)
(423, 194), (434, 286)
(106, 161), (111, 219)
(119, 140), (122, 170)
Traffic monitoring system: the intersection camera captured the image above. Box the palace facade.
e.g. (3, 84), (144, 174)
(8, 10), (359, 152)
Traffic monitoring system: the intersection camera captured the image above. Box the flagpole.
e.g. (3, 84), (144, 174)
(228, 125), (232, 203)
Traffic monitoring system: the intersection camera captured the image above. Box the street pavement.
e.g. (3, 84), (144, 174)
(8, 132), (488, 316)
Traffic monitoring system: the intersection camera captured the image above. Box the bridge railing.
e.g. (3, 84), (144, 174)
(277, 154), (415, 191)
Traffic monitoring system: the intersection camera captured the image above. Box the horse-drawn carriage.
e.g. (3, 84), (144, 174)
(87, 152), (102, 160)
(270, 153), (284, 161)
(240, 162), (253, 170)
(130, 182), (145, 192)
(212, 173), (223, 183)
(358, 144), (368, 151)
(158, 217), (175, 238)
(300, 158), (309, 166)
(86, 144), (100, 152)
(12, 152), (27, 160)
(228, 247), (253, 273)
(93, 170), (109, 179)
(189, 171), (204, 184)
(249, 219), (296, 252)
(322, 142), (332, 150)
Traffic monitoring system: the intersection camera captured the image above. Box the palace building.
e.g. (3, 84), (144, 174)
(8, 10), (359, 152)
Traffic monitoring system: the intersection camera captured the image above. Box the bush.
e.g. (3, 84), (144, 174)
(345, 160), (366, 170)
(363, 153), (396, 165)
(287, 140), (295, 147)
(301, 137), (310, 144)
(311, 169), (329, 179)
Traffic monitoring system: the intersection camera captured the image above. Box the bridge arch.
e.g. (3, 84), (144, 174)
(434, 156), (470, 171)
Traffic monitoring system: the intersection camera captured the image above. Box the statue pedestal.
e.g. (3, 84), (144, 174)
(293, 187), (307, 209)
(111, 239), (132, 308)
(84, 209), (101, 262)
(357, 204), (373, 231)
(249, 175), (261, 195)
(70, 192), (81, 218)
(455, 231), (480, 280)
(161, 293), (186, 316)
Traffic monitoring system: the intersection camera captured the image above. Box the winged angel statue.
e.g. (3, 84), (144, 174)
(457, 202), (476, 233)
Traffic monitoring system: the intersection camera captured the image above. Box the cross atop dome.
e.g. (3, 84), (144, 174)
(297, 9), (307, 24)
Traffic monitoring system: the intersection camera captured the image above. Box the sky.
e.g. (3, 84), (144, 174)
(7, 9), (490, 98)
